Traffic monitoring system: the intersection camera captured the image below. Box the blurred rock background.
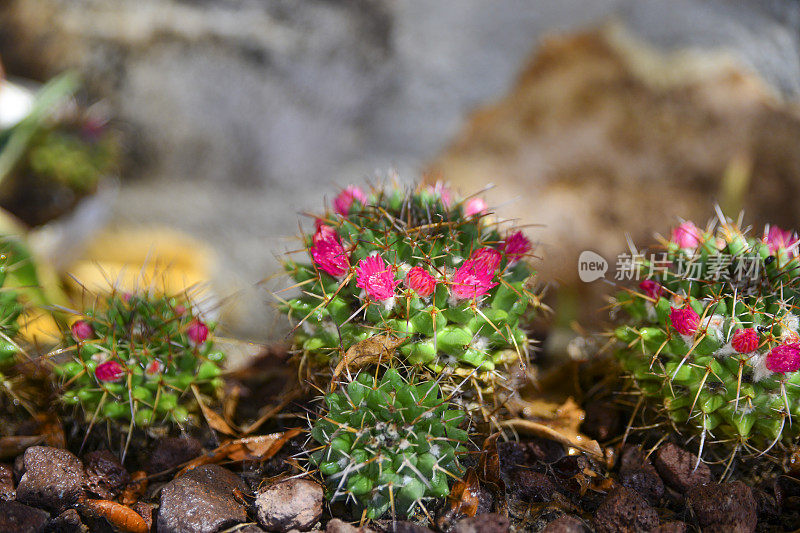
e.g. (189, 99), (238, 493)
(1, 0), (800, 342)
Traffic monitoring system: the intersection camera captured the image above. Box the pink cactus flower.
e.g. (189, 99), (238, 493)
(669, 306), (700, 336)
(766, 343), (800, 373)
(671, 221), (702, 249)
(405, 266), (437, 297)
(356, 255), (400, 301)
(764, 225), (798, 256)
(464, 197), (488, 217)
(71, 320), (94, 341)
(426, 182), (452, 208)
(173, 305), (186, 316)
(731, 328), (759, 353)
(95, 361), (125, 382)
(333, 185), (368, 216)
(310, 225), (350, 277)
(145, 360), (165, 376)
(502, 231), (531, 263)
(451, 248), (501, 300)
(639, 279), (663, 300)
(187, 319), (209, 345)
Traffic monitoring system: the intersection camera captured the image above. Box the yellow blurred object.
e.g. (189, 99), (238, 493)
(64, 227), (216, 307)
(18, 308), (61, 346)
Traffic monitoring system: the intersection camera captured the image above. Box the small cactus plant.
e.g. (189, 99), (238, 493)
(308, 367), (467, 519)
(54, 292), (225, 427)
(613, 215), (800, 458)
(0, 251), (23, 368)
(280, 182), (539, 391)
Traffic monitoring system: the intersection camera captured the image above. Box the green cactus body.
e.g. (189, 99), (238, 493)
(309, 368), (467, 519)
(281, 183), (539, 389)
(55, 293), (225, 427)
(0, 246), (25, 368)
(613, 218), (800, 455)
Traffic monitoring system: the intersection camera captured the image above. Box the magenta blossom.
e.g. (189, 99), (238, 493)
(333, 186), (368, 216)
(638, 279), (663, 301)
(356, 255), (400, 301)
(671, 221), (702, 249)
(71, 320), (94, 341)
(187, 319), (209, 345)
(764, 225), (798, 256)
(450, 247), (501, 300)
(766, 343), (800, 373)
(405, 266), (437, 297)
(502, 231), (531, 263)
(95, 361), (125, 382)
(464, 197), (488, 217)
(731, 328), (758, 354)
(669, 306), (700, 336)
(310, 225), (350, 277)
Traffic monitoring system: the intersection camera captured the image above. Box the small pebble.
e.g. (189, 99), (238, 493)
(255, 478), (323, 532)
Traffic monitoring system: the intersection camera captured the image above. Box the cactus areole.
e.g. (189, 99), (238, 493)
(55, 293), (225, 427)
(613, 217), (800, 455)
(280, 183), (539, 386)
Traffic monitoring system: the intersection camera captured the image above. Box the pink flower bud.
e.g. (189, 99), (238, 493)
(731, 328), (758, 353)
(502, 231), (531, 263)
(669, 306), (700, 336)
(95, 361), (124, 382)
(333, 186), (368, 216)
(174, 305), (186, 316)
(71, 320), (94, 341)
(426, 182), (452, 208)
(464, 197), (488, 217)
(310, 225), (350, 277)
(639, 279), (663, 300)
(764, 225), (798, 256)
(187, 320), (209, 345)
(405, 267), (436, 297)
(766, 343), (800, 373)
(145, 360), (165, 376)
(671, 221), (702, 249)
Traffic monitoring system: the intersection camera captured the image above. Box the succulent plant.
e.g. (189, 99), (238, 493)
(0, 249), (23, 368)
(613, 215), (800, 458)
(308, 367), (468, 519)
(280, 182), (539, 392)
(54, 292), (225, 427)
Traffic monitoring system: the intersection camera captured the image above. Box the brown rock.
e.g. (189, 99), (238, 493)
(326, 518), (376, 533)
(687, 481), (757, 533)
(255, 478), (323, 532)
(652, 443), (710, 493)
(650, 522), (688, 533)
(593, 486), (659, 533)
(0, 463), (15, 501)
(0, 500), (49, 533)
(82, 450), (130, 499)
(511, 469), (556, 502)
(47, 508), (88, 533)
(16, 446), (85, 512)
(452, 513), (509, 533)
(157, 464), (248, 533)
(541, 515), (590, 533)
(145, 436), (202, 474)
(132, 501), (156, 532)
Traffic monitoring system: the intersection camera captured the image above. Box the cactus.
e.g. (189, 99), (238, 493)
(280, 182), (539, 392)
(0, 249), (23, 368)
(308, 367), (467, 519)
(54, 292), (225, 427)
(612, 215), (800, 458)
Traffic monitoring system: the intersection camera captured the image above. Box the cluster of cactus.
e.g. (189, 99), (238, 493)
(54, 292), (225, 427)
(0, 249), (23, 368)
(280, 183), (539, 391)
(308, 367), (467, 519)
(613, 216), (800, 457)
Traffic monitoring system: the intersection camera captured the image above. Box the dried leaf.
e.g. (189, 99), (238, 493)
(478, 433), (507, 517)
(176, 429), (302, 477)
(192, 385), (237, 436)
(500, 419), (603, 460)
(120, 471), (147, 506)
(34, 413), (65, 448)
(445, 468), (481, 517)
(80, 499), (149, 533)
(330, 335), (404, 387)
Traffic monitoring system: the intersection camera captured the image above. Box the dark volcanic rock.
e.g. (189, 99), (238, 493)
(0, 463), (15, 501)
(16, 446), (85, 512)
(326, 518), (376, 533)
(0, 500), (49, 533)
(255, 478), (323, 532)
(593, 486), (659, 533)
(652, 443), (710, 493)
(618, 468), (664, 506)
(145, 436), (202, 474)
(687, 481), (757, 533)
(511, 469), (556, 502)
(46, 508), (87, 533)
(541, 515), (590, 533)
(132, 502), (156, 532)
(451, 513), (509, 533)
(82, 450), (130, 500)
(372, 521), (434, 533)
(157, 464), (248, 533)
(650, 521), (688, 533)
(581, 402), (620, 441)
